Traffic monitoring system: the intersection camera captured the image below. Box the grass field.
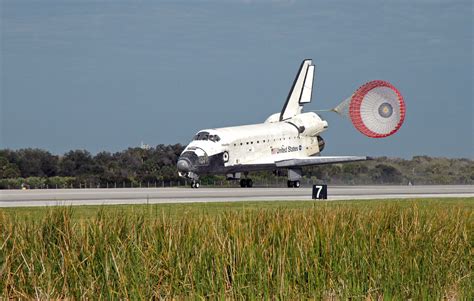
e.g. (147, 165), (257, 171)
(1, 198), (473, 299)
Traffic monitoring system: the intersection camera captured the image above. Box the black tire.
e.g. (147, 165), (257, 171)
(294, 180), (300, 188)
(240, 179), (247, 188)
(191, 181), (200, 188)
(247, 179), (253, 188)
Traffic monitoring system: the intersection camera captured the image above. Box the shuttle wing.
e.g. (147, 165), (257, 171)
(275, 156), (370, 168)
(280, 59), (315, 121)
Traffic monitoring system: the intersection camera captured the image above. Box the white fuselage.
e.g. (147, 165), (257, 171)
(178, 112), (328, 177)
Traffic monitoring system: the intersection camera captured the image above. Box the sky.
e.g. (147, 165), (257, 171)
(1, 0), (472, 158)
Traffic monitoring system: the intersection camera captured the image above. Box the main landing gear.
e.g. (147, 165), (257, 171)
(287, 168), (302, 188)
(191, 180), (200, 188)
(240, 178), (253, 188)
(287, 180), (301, 188)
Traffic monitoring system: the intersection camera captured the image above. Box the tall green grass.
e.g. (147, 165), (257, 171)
(1, 200), (472, 299)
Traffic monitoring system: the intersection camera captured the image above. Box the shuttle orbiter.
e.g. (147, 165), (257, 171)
(177, 59), (405, 188)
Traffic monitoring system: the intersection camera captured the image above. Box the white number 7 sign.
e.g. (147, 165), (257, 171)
(312, 185), (327, 199)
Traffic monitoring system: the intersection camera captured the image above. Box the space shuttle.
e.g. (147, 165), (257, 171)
(177, 59), (405, 188)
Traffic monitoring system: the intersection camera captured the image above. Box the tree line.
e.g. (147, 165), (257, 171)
(0, 146), (472, 189)
(0, 145), (183, 189)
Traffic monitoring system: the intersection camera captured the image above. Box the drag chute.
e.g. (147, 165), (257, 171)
(334, 80), (405, 138)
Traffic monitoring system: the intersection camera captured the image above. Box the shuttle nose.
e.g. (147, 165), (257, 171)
(177, 159), (191, 172)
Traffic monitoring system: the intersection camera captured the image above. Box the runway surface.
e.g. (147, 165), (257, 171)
(1, 185), (473, 207)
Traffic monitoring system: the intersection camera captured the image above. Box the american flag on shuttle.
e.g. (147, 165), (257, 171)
(271, 148), (278, 155)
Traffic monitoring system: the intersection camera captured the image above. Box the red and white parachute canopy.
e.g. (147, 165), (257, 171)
(334, 80), (406, 138)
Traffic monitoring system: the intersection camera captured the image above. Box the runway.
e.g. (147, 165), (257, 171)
(1, 185), (473, 207)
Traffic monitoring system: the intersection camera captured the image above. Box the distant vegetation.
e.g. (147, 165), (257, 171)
(1, 199), (472, 299)
(0, 146), (472, 189)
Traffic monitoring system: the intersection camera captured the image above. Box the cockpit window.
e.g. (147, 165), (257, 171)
(193, 131), (220, 142)
(193, 132), (208, 141)
(209, 135), (221, 142)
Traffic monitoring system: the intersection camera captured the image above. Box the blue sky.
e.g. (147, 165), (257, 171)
(1, 0), (472, 158)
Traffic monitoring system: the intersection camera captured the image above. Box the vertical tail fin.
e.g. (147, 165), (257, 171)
(280, 59), (315, 121)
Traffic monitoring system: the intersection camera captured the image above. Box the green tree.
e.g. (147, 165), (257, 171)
(3, 163), (21, 178)
(59, 150), (94, 176)
(12, 149), (57, 177)
(372, 164), (403, 184)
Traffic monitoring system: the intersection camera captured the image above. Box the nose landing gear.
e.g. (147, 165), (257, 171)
(185, 172), (200, 188)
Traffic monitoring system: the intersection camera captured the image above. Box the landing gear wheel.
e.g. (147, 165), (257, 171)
(191, 181), (200, 188)
(287, 180), (300, 188)
(240, 178), (253, 188)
